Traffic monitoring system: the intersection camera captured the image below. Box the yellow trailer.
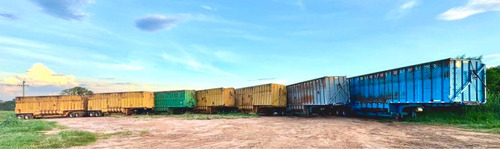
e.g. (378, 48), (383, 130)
(87, 91), (154, 116)
(195, 88), (236, 113)
(15, 95), (87, 119)
(236, 83), (287, 114)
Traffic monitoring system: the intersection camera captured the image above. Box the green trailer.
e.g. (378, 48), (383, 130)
(154, 90), (196, 114)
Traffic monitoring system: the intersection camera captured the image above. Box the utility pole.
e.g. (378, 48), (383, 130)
(17, 81), (29, 97)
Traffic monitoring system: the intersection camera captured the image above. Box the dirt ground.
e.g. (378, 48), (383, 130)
(45, 116), (500, 149)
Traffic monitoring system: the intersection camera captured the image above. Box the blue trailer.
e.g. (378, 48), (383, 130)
(348, 58), (487, 119)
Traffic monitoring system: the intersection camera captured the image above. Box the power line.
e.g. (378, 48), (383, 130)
(17, 81), (30, 97)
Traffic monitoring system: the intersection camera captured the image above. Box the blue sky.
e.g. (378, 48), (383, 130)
(1, 0), (500, 100)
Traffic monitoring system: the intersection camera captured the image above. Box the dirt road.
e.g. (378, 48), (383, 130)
(45, 116), (500, 148)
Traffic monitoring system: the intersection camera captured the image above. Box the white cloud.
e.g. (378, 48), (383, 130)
(438, 0), (500, 20)
(162, 53), (231, 75)
(0, 36), (146, 71)
(387, 0), (420, 19)
(1, 86), (20, 96)
(201, 5), (216, 11)
(401, 0), (418, 9)
(296, 0), (305, 11)
(109, 64), (144, 71)
(1, 63), (79, 87)
(484, 54), (500, 67)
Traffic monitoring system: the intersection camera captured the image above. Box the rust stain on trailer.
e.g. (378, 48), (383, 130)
(301, 95), (314, 103)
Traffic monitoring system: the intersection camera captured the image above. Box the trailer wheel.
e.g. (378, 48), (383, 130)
(89, 112), (94, 117)
(17, 115), (23, 119)
(69, 113), (75, 118)
(335, 110), (340, 116)
(342, 111), (348, 117)
(24, 115), (30, 120)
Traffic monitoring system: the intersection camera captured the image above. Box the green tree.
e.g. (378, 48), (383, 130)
(0, 100), (15, 111)
(60, 87), (94, 95)
(456, 54), (483, 60)
(487, 66), (500, 93)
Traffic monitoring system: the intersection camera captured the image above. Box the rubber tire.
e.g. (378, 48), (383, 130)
(24, 115), (30, 120)
(69, 113), (74, 118)
(17, 115), (23, 119)
(89, 112), (94, 117)
(336, 110), (341, 116)
(342, 111), (347, 117)
(75, 113), (80, 117)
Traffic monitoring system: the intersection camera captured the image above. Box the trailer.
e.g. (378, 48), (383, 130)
(286, 76), (350, 116)
(154, 90), (196, 114)
(195, 88), (237, 113)
(348, 58), (487, 119)
(236, 83), (287, 115)
(15, 95), (87, 119)
(87, 91), (154, 116)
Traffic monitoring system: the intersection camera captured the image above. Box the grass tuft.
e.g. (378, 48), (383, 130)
(34, 131), (96, 148)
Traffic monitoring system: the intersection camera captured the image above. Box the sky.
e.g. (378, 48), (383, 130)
(1, 0), (500, 100)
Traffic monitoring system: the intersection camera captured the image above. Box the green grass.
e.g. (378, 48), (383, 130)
(167, 112), (259, 120)
(405, 93), (500, 134)
(0, 111), (97, 148)
(139, 130), (150, 135)
(97, 131), (133, 139)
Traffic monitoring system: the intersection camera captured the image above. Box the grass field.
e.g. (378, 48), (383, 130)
(0, 111), (97, 148)
(405, 93), (500, 134)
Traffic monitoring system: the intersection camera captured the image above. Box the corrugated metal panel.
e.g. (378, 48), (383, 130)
(154, 90), (196, 112)
(195, 88), (236, 112)
(15, 95), (87, 118)
(87, 91), (154, 115)
(287, 76), (349, 112)
(349, 58), (487, 114)
(236, 83), (287, 112)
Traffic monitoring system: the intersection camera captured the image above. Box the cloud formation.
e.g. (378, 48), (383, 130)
(296, 0), (305, 11)
(30, 0), (93, 20)
(438, 0), (500, 20)
(162, 53), (230, 75)
(0, 13), (18, 20)
(1, 63), (79, 87)
(484, 53), (500, 66)
(201, 5), (215, 11)
(387, 0), (420, 19)
(135, 15), (179, 32)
